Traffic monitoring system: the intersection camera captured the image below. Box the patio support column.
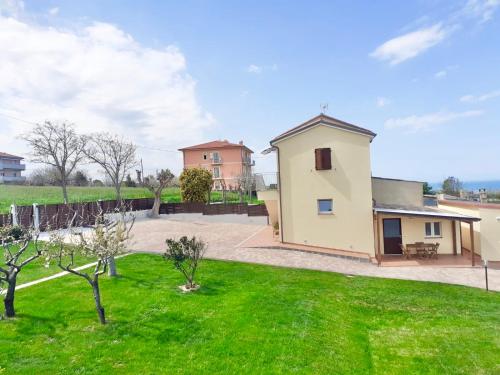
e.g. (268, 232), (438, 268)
(451, 220), (457, 256)
(469, 221), (475, 267)
(376, 214), (381, 266)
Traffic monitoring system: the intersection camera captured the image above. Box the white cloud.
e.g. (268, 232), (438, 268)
(0, 0), (24, 16)
(385, 110), (483, 132)
(371, 24), (450, 65)
(246, 63), (277, 74)
(48, 7), (59, 16)
(460, 89), (500, 103)
(376, 97), (391, 107)
(462, 0), (500, 23)
(434, 70), (447, 79)
(247, 64), (262, 74)
(0, 14), (214, 174)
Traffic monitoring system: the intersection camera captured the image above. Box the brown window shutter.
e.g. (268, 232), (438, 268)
(315, 148), (323, 170)
(315, 148), (331, 170)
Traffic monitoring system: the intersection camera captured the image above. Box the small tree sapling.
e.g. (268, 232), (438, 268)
(164, 236), (206, 291)
(0, 226), (44, 318)
(47, 212), (134, 324)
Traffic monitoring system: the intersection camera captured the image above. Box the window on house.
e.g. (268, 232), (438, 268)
(203, 153), (207, 160)
(212, 152), (220, 163)
(315, 148), (332, 170)
(425, 222), (441, 237)
(317, 199), (333, 214)
(213, 166), (220, 178)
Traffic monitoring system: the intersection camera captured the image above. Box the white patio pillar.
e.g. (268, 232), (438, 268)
(33, 203), (40, 230)
(10, 204), (18, 226)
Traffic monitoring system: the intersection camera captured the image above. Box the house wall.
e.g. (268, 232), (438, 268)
(376, 214), (457, 254)
(182, 147), (252, 189)
(275, 124), (375, 255)
(478, 208), (500, 261)
(257, 190), (279, 226)
(372, 178), (423, 207)
(437, 203), (481, 255)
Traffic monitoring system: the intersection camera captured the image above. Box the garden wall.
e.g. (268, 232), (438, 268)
(2, 199), (268, 231)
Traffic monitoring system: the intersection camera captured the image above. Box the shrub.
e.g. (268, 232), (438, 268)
(164, 236), (206, 290)
(179, 168), (213, 203)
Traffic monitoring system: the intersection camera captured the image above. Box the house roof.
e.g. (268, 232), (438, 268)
(178, 140), (253, 153)
(372, 176), (424, 184)
(438, 199), (500, 210)
(374, 203), (481, 222)
(0, 152), (23, 159)
(270, 114), (377, 144)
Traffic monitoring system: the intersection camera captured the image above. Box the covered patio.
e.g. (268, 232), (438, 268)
(373, 204), (482, 267)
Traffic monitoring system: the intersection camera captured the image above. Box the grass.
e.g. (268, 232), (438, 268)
(0, 185), (260, 213)
(1, 253), (499, 374)
(2, 244), (95, 285)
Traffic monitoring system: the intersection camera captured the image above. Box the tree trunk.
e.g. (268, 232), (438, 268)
(150, 192), (161, 218)
(4, 272), (17, 318)
(61, 180), (69, 204)
(108, 256), (117, 277)
(91, 279), (106, 324)
(115, 183), (122, 203)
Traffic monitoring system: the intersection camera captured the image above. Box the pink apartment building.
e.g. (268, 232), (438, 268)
(179, 140), (254, 190)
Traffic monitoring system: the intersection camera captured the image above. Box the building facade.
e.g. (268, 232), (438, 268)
(179, 140), (254, 190)
(258, 114), (482, 264)
(0, 152), (26, 184)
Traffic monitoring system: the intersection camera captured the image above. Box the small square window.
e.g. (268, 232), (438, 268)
(203, 153), (207, 160)
(318, 199), (333, 214)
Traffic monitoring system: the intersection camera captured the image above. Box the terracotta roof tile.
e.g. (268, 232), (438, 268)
(179, 140), (253, 153)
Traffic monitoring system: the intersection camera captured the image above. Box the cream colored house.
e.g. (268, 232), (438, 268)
(258, 114), (482, 265)
(438, 199), (500, 262)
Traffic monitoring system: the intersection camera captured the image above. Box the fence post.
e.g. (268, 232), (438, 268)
(10, 204), (18, 226)
(32, 203), (40, 230)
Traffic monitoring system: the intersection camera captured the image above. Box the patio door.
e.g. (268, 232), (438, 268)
(383, 218), (402, 255)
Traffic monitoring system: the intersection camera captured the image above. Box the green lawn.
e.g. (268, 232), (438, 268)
(12, 244), (94, 285)
(1, 254), (499, 374)
(0, 185), (259, 213)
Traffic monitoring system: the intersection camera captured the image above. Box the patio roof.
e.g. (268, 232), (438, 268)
(373, 204), (481, 222)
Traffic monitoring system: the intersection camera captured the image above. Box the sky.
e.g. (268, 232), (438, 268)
(0, 0), (499, 183)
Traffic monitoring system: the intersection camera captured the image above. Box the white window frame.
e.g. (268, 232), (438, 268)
(425, 221), (442, 238)
(317, 199), (333, 215)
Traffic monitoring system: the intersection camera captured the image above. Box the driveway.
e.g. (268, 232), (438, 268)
(129, 214), (499, 292)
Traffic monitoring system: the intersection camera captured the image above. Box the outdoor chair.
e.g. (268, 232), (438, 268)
(399, 244), (411, 259)
(427, 243), (439, 259)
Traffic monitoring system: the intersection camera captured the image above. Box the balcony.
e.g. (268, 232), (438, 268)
(0, 175), (26, 183)
(243, 159), (255, 166)
(211, 158), (223, 165)
(0, 161), (26, 171)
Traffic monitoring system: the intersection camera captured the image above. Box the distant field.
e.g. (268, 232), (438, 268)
(0, 185), (258, 213)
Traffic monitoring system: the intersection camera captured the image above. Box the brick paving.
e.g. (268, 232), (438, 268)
(129, 215), (499, 292)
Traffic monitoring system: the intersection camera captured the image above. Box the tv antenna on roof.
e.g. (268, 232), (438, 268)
(320, 103), (328, 114)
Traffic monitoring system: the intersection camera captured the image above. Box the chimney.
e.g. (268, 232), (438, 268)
(239, 140), (243, 145)
(479, 188), (487, 203)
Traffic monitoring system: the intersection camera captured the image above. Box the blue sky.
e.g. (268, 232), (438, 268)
(1, 0), (499, 182)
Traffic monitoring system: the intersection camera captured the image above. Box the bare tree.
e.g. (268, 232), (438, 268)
(21, 121), (86, 203)
(0, 226), (45, 318)
(84, 133), (137, 202)
(235, 173), (255, 203)
(144, 169), (175, 218)
(47, 210), (134, 324)
(164, 236), (206, 291)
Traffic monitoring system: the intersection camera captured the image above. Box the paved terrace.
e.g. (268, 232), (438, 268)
(129, 214), (500, 292)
